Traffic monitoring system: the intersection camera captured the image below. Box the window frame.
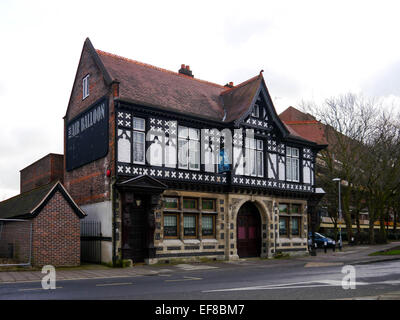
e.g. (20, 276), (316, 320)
(201, 199), (216, 212)
(251, 105), (260, 118)
(183, 214), (198, 238)
(278, 203), (289, 214)
(183, 198), (198, 211)
(279, 216), (290, 237)
(178, 126), (200, 170)
(291, 216), (301, 237)
(244, 138), (264, 177)
(164, 197), (180, 210)
(82, 74), (90, 100)
(163, 213), (179, 239)
(286, 146), (300, 182)
(201, 214), (216, 238)
(132, 119), (146, 165)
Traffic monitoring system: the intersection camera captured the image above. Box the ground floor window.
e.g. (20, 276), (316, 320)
(164, 214), (179, 238)
(162, 196), (218, 240)
(279, 216), (289, 236)
(202, 215), (215, 237)
(291, 217), (300, 236)
(279, 203), (303, 238)
(202, 199), (216, 211)
(183, 198), (198, 210)
(183, 215), (197, 237)
(164, 197), (179, 209)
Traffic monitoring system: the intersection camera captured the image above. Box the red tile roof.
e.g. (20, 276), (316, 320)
(279, 107), (328, 145)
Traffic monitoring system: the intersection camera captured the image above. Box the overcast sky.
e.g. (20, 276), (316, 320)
(1, 0), (400, 200)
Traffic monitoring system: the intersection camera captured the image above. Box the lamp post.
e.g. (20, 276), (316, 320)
(332, 178), (342, 251)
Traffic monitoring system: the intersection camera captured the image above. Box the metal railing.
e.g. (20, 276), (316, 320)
(80, 220), (102, 264)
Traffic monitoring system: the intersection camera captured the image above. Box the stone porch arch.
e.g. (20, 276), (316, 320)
(228, 196), (272, 260)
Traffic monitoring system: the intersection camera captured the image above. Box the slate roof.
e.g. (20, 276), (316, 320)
(96, 49), (226, 122)
(0, 181), (86, 220)
(221, 75), (262, 123)
(81, 38), (324, 148)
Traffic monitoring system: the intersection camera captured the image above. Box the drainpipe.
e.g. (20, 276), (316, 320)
(112, 179), (117, 266)
(274, 202), (278, 255)
(112, 99), (119, 266)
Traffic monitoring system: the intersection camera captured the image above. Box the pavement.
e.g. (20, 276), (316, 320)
(0, 241), (399, 286)
(343, 291), (400, 300)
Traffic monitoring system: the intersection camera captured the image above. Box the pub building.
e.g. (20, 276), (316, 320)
(64, 38), (325, 264)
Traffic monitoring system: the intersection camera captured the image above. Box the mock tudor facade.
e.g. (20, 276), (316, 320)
(64, 38), (325, 264)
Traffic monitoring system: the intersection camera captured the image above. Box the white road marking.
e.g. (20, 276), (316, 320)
(175, 264), (218, 271)
(96, 282), (133, 287)
(165, 276), (202, 282)
(19, 287), (63, 291)
(203, 279), (369, 293)
(305, 262), (344, 268)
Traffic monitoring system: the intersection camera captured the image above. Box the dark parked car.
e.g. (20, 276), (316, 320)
(308, 232), (336, 248)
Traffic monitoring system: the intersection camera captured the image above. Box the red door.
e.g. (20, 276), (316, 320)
(237, 203), (261, 258)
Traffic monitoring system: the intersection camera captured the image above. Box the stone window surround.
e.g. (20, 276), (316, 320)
(276, 201), (305, 240)
(161, 194), (219, 241)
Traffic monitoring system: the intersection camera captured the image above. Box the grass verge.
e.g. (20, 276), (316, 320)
(369, 246), (400, 256)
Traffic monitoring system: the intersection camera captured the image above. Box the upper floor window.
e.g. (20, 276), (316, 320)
(133, 117), (145, 164)
(286, 146), (299, 182)
(178, 126), (200, 170)
(251, 105), (260, 118)
(244, 138), (263, 177)
(82, 74), (90, 99)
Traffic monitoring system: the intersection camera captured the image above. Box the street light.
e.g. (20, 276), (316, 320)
(332, 178), (342, 251)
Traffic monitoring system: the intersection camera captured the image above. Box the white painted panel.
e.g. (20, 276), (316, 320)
(303, 161), (311, 184)
(278, 156), (285, 181)
(234, 145), (244, 175)
(267, 153), (277, 179)
(117, 129), (131, 163)
(80, 201), (112, 237)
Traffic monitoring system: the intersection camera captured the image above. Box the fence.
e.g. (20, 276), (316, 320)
(0, 219), (32, 266)
(81, 220), (102, 264)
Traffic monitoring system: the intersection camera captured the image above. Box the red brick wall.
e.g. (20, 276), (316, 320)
(63, 41), (117, 206)
(20, 154), (64, 194)
(0, 220), (31, 264)
(32, 191), (81, 267)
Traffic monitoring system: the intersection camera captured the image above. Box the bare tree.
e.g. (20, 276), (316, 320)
(301, 93), (377, 242)
(360, 110), (400, 243)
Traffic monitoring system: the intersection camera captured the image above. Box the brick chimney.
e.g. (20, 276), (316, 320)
(178, 64), (194, 77)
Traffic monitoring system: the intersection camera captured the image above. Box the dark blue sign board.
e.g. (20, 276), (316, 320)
(218, 149), (231, 173)
(66, 98), (109, 171)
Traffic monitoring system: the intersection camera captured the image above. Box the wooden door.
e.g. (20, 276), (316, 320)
(122, 194), (147, 262)
(237, 203), (261, 258)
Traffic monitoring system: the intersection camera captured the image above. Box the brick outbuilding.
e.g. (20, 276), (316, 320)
(0, 181), (86, 267)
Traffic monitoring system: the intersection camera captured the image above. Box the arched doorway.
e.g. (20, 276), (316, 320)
(237, 202), (261, 258)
